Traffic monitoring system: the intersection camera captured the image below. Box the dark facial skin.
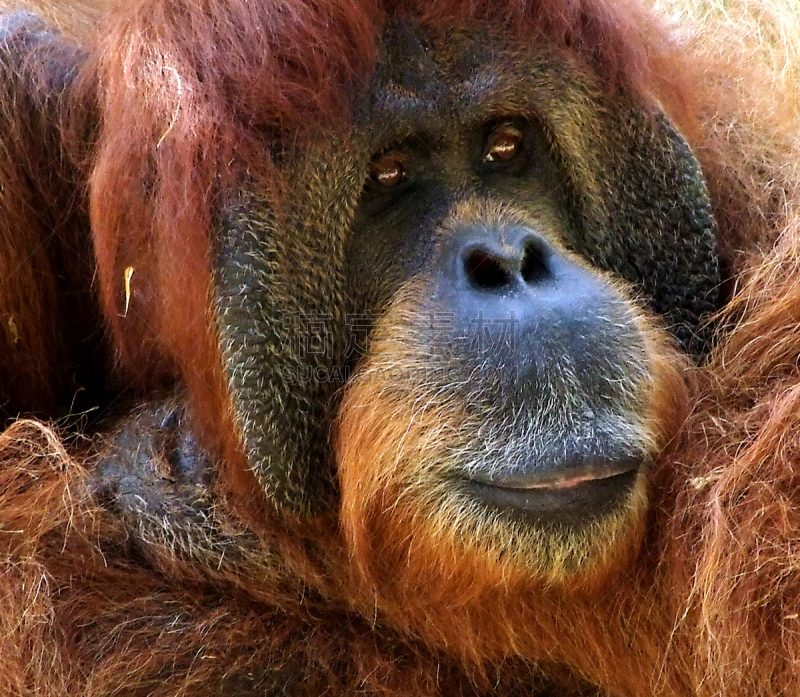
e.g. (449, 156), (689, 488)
(338, 25), (667, 527)
(347, 26), (572, 310)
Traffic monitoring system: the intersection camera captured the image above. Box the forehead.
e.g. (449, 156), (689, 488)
(356, 21), (596, 143)
(374, 22), (497, 94)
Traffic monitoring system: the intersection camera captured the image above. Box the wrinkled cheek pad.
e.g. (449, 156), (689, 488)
(556, 104), (721, 356)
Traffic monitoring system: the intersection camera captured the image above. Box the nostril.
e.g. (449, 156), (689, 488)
(465, 249), (512, 291)
(521, 241), (551, 285)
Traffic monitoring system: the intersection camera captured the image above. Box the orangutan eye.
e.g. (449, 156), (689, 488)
(484, 121), (525, 163)
(369, 153), (408, 188)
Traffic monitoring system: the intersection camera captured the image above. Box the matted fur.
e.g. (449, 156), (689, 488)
(1, 0), (800, 695)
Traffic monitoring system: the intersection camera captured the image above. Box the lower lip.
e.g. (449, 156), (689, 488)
(463, 468), (639, 527)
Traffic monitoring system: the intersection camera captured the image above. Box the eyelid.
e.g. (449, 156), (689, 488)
(480, 118), (530, 170)
(485, 119), (523, 148)
(367, 150), (410, 190)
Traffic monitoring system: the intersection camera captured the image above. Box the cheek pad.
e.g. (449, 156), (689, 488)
(554, 102), (720, 356)
(214, 150), (362, 516)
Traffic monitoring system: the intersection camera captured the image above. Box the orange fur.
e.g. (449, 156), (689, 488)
(1, 0), (800, 695)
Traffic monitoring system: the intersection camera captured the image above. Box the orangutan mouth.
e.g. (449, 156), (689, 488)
(463, 461), (640, 525)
